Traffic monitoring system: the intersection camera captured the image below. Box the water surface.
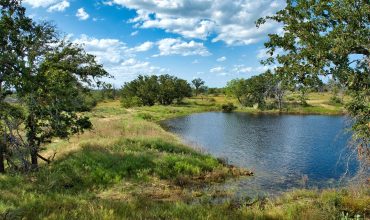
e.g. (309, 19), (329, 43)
(163, 112), (358, 195)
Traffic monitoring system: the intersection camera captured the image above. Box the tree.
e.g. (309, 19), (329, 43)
(20, 43), (108, 168)
(158, 74), (177, 105)
(121, 75), (159, 106)
(225, 79), (248, 105)
(0, 0), (36, 172)
(191, 78), (205, 96)
(264, 71), (287, 112)
(174, 78), (192, 103)
(121, 74), (191, 107)
(0, 0), (108, 171)
(327, 78), (345, 104)
(257, 0), (369, 163)
(225, 75), (269, 109)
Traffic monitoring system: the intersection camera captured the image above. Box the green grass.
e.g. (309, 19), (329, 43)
(0, 96), (368, 220)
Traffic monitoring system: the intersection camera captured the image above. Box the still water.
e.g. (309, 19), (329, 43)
(163, 112), (358, 195)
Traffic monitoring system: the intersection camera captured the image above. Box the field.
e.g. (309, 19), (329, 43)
(0, 94), (368, 219)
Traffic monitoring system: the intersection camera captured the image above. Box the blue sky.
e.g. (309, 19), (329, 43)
(23, 0), (285, 87)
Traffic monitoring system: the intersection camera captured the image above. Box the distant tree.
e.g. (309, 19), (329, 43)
(174, 78), (192, 103)
(265, 71), (287, 112)
(257, 0), (370, 163)
(158, 74), (177, 105)
(243, 74), (269, 109)
(225, 75), (269, 109)
(191, 78), (205, 96)
(207, 88), (223, 96)
(101, 83), (116, 100)
(121, 74), (191, 107)
(327, 78), (345, 104)
(225, 79), (248, 105)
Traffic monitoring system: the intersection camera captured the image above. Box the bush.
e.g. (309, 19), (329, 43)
(121, 96), (142, 108)
(221, 103), (237, 113)
(136, 113), (154, 121)
(330, 96), (342, 104)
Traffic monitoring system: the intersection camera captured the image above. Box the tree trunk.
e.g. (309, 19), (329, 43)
(27, 114), (38, 169)
(31, 149), (38, 168)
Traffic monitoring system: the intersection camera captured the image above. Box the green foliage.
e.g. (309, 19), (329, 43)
(121, 96), (143, 108)
(258, 0), (370, 163)
(0, 1), (108, 170)
(225, 74), (269, 109)
(121, 74), (192, 107)
(221, 103), (237, 113)
(225, 78), (248, 105)
(191, 78), (206, 96)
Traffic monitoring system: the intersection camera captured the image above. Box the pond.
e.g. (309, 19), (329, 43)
(162, 112), (359, 196)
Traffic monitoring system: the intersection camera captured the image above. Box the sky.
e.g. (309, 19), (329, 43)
(23, 0), (285, 88)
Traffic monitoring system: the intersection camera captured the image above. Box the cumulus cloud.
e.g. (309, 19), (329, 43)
(155, 38), (211, 57)
(130, 41), (154, 52)
(47, 0), (70, 12)
(210, 66), (225, 73)
(108, 0), (285, 45)
(232, 65), (253, 74)
(23, 0), (60, 8)
(76, 8), (90, 20)
(209, 66), (223, 73)
(217, 56), (227, 62)
(72, 35), (165, 82)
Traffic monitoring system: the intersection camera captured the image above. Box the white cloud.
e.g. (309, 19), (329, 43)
(76, 8), (90, 20)
(192, 59), (199, 64)
(210, 66), (225, 73)
(217, 56), (227, 62)
(232, 65), (253, 74)
(130, 41), (154, 52)
(155, 38), (211, 57)
(23, 0), (60, 8)
(47, 0), (70, 12)
(72, 35), (165, 83)
(108, 0), (285, 45)
(131, 31), (139, 36)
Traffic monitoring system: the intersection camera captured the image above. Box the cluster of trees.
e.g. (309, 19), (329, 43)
(225, 72), (290, 111)
(0, 1), (107, 173)
(121, 74), (192, 107)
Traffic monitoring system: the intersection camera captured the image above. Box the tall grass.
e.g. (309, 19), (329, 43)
(0, 99), (367, 220)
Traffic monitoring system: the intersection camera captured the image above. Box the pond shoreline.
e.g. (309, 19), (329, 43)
(1, 100), (367, 219)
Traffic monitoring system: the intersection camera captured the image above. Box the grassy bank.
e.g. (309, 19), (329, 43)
(1, 98), (368, 219)
(185, 92), (346, 115)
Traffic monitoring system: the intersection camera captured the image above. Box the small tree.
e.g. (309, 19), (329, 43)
(191, 78), (205, 96)
(225, 79), (248, 105)
(20, 43), (108, 168)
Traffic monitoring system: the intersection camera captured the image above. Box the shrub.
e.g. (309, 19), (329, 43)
(136, 113), (154, 121)
(121, 96), (142, 108)
(221, 103), (237, 113)
(330, 96), (342, 104)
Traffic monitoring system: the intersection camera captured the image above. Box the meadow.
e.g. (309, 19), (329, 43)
(0, 93), (368, 220)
